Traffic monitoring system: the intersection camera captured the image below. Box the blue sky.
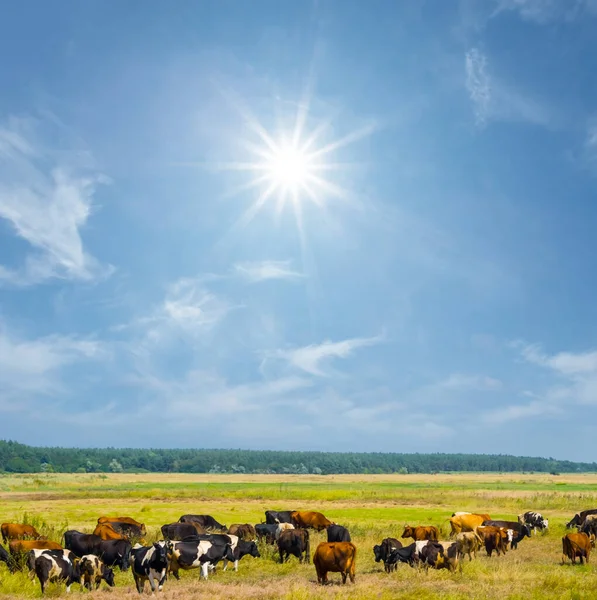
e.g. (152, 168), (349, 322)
(2, 0), (597, 460)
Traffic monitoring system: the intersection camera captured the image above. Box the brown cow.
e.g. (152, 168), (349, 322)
(476, 526), (508, 557)
(98, 517), (147, 536)
(401, 525), (439, 542)
(9, 540), (62, 554)
(93, 523), (127, 541)
(227, 524), (256, 541)
(291, 511), (333, 531)
(562, 532), (595, 565)
(313, 542), (357, 585)
(449, 514), (491, 536)
(456, 531), (483, 561)
(1, 523), (42, 543)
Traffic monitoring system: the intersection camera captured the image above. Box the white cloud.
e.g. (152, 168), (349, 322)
(273, 334), (383, 376)
(465, 48), (491, 126)
(0, 115), (111, 285)
(481, 400), (559, 424)
(491, 0), (595, 24)
(234, 260), (303, 283)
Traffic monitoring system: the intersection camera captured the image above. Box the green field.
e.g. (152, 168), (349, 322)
(1, 472), (597, 599)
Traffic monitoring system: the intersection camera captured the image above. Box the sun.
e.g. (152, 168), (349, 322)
(266, 144), (311, 190)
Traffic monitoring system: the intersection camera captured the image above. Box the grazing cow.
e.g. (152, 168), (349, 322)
(161, 523), (203, 541)
(476, 526), (509, 557)
(64, 531), (131, 571)
(178, 515), (227, 532)
(275, 523), (295, 540)
(265, 510), (295, 525)
(93, 523), (127, 541)
(580, 515), (597, 537)
(63, 531), (102, 558)
(228, 524), (256, 541)
(373, 538), (402, 573)
(482, 520), (531, 549)
(9, 539), (62, 565)
(1, 523), (42, 543)
(420, 542), (445, 571)
(566, 509), (597, 529)
(313, 542), (356, 585)
(562, 532), (595, 564)
(79, 555), (115, 590)
(98, 517), (147, 536)
(386, 543), (420, 568)
(255, 524), (278, 544)
(277, 529), (310, 564)
(449, 514), (491, 536)
(518, 511), (548, 534)
(33, 550), (81, 594)
(456, 531), (482, 561)
(167, 540), (235, 580)
(327, 525), (351, 543)
(291, 511), (333, 531)
(130, 542), (169, 594)
(401, 525), (439, 542)
(198, 534), (260, 572)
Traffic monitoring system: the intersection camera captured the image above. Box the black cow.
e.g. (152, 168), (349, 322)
(566, 509), (597, 529)
(386, 543), (420, 568)
(161, 523), (201, 541)
(482, 520), (531, 549)
(277, 529), (310, 564)
(265, 510), (295, 525)
(420, 542), (445, 570)
(178, 515), (227, 532)
(518, 511), (548, 534)
(64, 530), (102, 558)
(0, 544), (13, 571)
(373, 537), (402, 573)
(327, 525), (351, 543)
(255, 524), (278, 544)
(64, 530), (131, 571)
(33, 550), (81, 594)
(196, 534), (260, 571)
(168, 540), (236, 580)
(130, 542), (169, 594)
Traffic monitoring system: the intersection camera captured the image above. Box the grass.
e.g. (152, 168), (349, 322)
(1, 472), (597, 598)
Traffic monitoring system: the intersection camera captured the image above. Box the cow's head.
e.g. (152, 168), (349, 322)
(224, 544), (236, 563)
(566, 515), (580, 529)
(152, 542), (168, 565)
(373, 544), (382, 562)
(522, 524), (531, 538)
(401, 526), (413, 539)
(246, 541), (260, 558)
(102, 565), (115, 587)
(541, 518), (549, 530)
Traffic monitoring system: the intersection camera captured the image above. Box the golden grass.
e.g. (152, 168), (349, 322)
(1, 472), (597, 598)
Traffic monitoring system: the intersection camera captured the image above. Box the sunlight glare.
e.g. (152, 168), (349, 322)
(267, 145), (310, 189)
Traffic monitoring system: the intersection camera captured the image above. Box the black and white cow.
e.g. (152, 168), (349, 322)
(130, 542), (169, 594)
(167, 540), (236, 580)
(265, 510), (295, 525)
(373, 538), (402, 573)
(32, 549), (81, 594)
(26, 549), (78, 579)
(518, 512), (548, 534)
(386, 543), (420, 568)
(79, 555), (115, 590)
(197, 534), (260, 572)
(566, 509), (597, 529)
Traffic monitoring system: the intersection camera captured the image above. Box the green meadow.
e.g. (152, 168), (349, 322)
(1, 472), (597, 599)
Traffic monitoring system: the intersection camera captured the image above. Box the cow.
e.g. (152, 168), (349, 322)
(580, 515), (597, 537)
(476, 526), (509, 557)
(386, 543), (420, 568)
(98, 516), (147, 536)
(313, 542), (356, 585)
(63, 531), (102, 558)
(167, 540), (235, 580)
(9, 539), (63, 568)
(79, 555), (115, 590)
(291, 511), (333, 531)
(0, 543), (13, 571)
(373, 538), (402, 573)
(566, 509), (597, 529)
(228, 524), (256, 541)
(518, 511), (548, 534)
(275, 523), (295, 540)
(482, 520), (531, 549)
(1, 523), (42, 543)
(401, 525), (439, 542)
(32, 549), (81, 594)
(161, 523), (203, 541)
(101, 521), (144, 540)
(265, 510), (295, 525)
(93, 523), (127, 541)
(420, 541), (445, 571)
(327, 525), (351, 543)
(277, 528), (310, 564)
(456, 531), (482, 561)
(130, 542), (169, 594)
(562, 532), (595, 564)
(178, 515), (227, 532)
(255, 524), (277, 544)
(63, 531), (131, 571)
(449, 514), (491, 536)
(195, 533), (260, 572)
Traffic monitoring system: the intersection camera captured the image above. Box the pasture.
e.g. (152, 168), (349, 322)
(1, 472), (597, 599)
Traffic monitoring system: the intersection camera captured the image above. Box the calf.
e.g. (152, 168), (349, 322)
(33, 550), (81, 594)
(401, 525), (439, 542)
(476, 526), (509, 557)
(277, 529), (310, 564)
(327, 525), (351, 543)
(79, 555), (115, 590)
(130, 542), (169, 594)
(255, 524), (277, 544)
(373, 538), (402, 573)
(386, 542), (420, 568)
(313, 542), (356, 585)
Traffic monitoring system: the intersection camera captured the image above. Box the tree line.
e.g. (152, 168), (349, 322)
(0, 440), (594, 475)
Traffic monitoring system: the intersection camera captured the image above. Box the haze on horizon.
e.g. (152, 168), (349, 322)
(1, 0), (597, 461)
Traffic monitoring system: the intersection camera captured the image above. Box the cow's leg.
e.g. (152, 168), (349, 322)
(134, 575), (144, 594)
(200, 563), (208, 580)
(341, 572), (347, 584)
(148, 571), (157, 593)
(222, 559), (228, 571)
(234, 559), (239, 572)
(158, 570), (167, 591)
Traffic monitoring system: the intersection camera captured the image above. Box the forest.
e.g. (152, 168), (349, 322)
(0, 440), (594, 475)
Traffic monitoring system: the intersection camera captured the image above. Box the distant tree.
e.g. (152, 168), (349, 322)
(109, 459), (123, 473)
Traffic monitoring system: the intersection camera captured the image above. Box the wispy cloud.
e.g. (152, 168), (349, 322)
(491, 0), (595, 24)
(0, 115), (111, 286)
(437, 373), (503, 391)
(234, 260), (304, 283)
(465, 48), (491, 126)
(481, 399), (559, 424)
(273, 333), (384, 376)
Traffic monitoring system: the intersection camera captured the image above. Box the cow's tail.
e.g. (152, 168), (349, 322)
(562, 536), (571, 564)
(348, 543), (357, 579)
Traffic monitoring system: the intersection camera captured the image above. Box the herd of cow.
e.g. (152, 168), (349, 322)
(0, 507), (596, 594)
